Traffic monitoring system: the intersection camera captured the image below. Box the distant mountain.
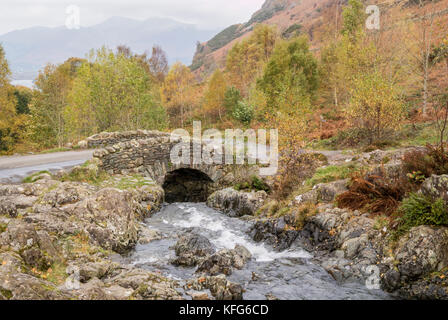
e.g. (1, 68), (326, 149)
(0, 16), (219, 80)
(191, 0), (448, 79)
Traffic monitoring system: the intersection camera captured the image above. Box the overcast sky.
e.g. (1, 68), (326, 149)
(0, 0), (265, 35)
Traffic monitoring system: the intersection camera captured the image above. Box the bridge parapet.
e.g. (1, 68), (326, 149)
(92, 134), (261, 192)
(85, 130), (171, 149)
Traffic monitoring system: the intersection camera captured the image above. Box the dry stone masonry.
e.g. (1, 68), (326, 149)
(83, 130), (170, 149)
(91, 130), (262, 202)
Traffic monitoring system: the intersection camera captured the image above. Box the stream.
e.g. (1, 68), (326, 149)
(117, 202), (391, 300)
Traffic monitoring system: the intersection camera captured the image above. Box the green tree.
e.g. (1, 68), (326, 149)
(30, 58), (82, 148)
(66, 47), (167, 140)
(257, 36), (319, 113)
(224, 87), (241, 115)
(341, 0), (366, 40)
(14, 86), (32, 114)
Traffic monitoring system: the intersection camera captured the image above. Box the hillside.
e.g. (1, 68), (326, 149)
(0, 16), (218, 80)
(191, 0), (448, 78)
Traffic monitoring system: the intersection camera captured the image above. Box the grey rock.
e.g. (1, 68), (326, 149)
(171, 233), (216, 267)
(420, 174), (448, 203)
(207, 188), (267, 217)
(196, 245), (251, 276)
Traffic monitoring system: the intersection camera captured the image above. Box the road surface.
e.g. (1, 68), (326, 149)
(0, 150), (94, 183)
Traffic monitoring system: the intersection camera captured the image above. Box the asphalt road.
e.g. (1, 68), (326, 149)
(0, 150), (94, 183)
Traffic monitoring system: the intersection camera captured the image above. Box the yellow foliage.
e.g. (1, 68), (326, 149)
(161, 62), (198, 128)
(202, 69), (227, 123)
(225, 24), (277, 96)
(346, 71), (405, 143)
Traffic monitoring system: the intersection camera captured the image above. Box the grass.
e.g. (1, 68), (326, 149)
(396, 122), (438, 147)
(42, 262), (68, 285)
(0, 288), (13, 299)
(309, 122), (439, 152)
(373, 215), (390, 231)
(112, 175), (155, 190)
(304, 162), (361, 187)
(0, 222), (7, 233)
(22, 170), (52, 183)
(60, 161), (109, 185)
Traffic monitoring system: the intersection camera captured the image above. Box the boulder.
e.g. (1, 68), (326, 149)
(186, 275), (243, 300)
(420, 174), (448, 203)
(0, 200), (17, 217)
(249, 217), (300, 250)
(394, 226), (448, 281)
(315, 179), (349, 203)
(196, 245), (251, 276)
(40, 182), (94, 207)
(296, 180), (348, 205)
(171, 233), (215, 267)
(207, 188), (267, 217)
(65, 188), (139, 253)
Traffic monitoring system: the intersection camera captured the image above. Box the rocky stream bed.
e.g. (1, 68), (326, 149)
(1, 147), (448, 300)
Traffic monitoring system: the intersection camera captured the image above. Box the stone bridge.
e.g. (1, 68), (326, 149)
(90, 130), (261, 202)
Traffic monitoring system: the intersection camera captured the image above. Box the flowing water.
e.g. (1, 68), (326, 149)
(118, 202), (391, 300)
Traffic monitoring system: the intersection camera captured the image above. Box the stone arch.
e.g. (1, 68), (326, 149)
(162, 168), (214, 203)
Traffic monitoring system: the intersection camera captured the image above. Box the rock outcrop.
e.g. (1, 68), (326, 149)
(171, 233), (216, 267)
(420, 174), (448, 203)
(0, 175), (183, 300)
(196, 245), (251, 276)
(207, 188), (267, 217)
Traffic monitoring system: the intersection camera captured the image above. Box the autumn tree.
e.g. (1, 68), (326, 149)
(320, 0), (380, 109)
(116, 45), (168, 83)
(409, 0), (438, 115)
(202, 69), (227, 123)
(66, 47), (166, 140)
(0, 45), (22, 152)
(161, 62), (197, 128)
(346, 71), (405, 144)
(149, 46), (169, 83)
(226, 24), (277, 95)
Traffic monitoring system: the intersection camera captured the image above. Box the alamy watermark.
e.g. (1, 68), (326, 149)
(366, 5), (380, 30)
(365, 265), (381, 290)
(169, 121), (279, 176)
(65, 5), (81, 30)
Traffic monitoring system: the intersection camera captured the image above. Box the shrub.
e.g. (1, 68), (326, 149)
(232, 101), (254, 125)
(393, 193), (448, 238)
(250, 176), (270, 192)
(272, 152), (328, 200)
(234, 176), (270, 193)
(402, 144), (448, 178)
(337, 173), (408, 216)
(292, 202), (319, 229)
